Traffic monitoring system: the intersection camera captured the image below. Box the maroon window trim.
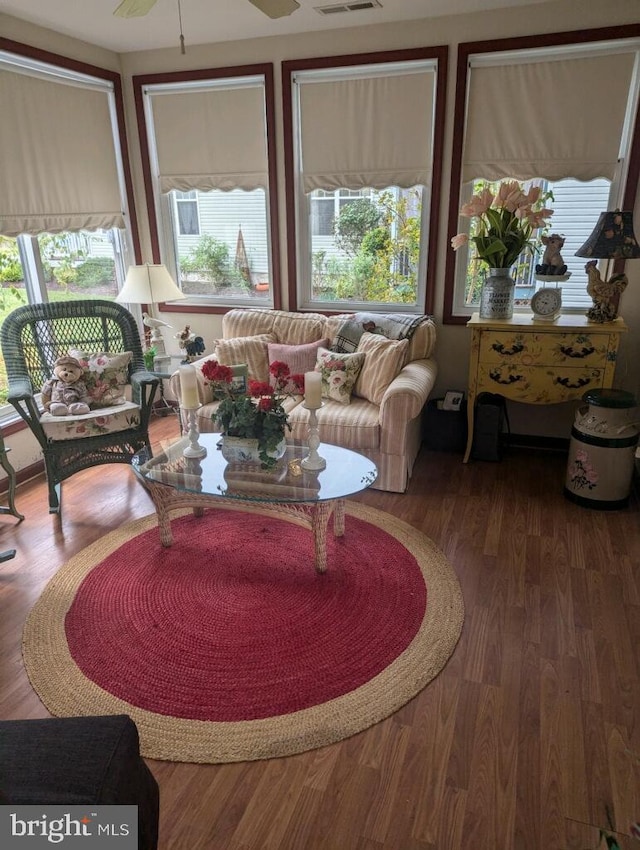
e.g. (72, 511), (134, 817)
(282, 46), (448, 315)
(442, 24), (640, 325)
(132, 63), (281, 315)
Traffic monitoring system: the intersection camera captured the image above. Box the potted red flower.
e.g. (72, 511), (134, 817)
(200, 359), (304, 468)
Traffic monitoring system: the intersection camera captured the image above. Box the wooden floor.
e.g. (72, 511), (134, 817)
(1, 415), (639, 850)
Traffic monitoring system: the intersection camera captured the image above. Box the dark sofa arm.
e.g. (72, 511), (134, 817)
(0, 715), (159, 850)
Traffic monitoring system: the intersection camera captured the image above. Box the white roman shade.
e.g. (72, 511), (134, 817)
(462, 51), (637, 183)
(149, 83), (268, 193)
(297, 68), (435, 192)
(0, 68), (125, 237)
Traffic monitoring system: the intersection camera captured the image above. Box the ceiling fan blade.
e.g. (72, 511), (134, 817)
(113, 0), (159, 18)
(247, 0), (301, 19)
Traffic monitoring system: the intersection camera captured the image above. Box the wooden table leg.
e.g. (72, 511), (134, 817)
(463, 394), (475, 463)
(463, 325), (480, 464)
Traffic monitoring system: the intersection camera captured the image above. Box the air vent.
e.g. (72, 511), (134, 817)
(315, 1), (382, 15)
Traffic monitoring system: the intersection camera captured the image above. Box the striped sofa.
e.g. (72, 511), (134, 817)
(169, 309), (437, 492)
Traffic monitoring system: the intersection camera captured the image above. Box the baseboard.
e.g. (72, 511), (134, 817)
(506, 434), (570, 452)
(0, 460), (44, 496)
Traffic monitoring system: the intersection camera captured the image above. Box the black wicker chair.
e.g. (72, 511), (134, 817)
(1, 299), (159, 514)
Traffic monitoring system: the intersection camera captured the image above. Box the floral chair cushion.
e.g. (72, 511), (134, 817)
(315, 348), (365, 405)
(68, 350), (132, 408)
(39, 401), (140, 441)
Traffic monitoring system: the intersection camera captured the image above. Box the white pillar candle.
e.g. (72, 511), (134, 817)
(180, 364), (199, 409)
(304, 371), (322, 409)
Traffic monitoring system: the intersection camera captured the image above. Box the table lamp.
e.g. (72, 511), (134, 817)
(116, 263), (186, 353)
(575, 210), (640, 323)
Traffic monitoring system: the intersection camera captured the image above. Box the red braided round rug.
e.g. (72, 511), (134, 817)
(22, 502), (463, 763)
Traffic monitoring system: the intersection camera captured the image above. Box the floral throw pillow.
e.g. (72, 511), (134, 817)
(315, 347), (365, 405)
(68, 349), (132, 408)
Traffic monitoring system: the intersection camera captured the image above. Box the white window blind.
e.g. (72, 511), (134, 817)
(297, 67), (435, 192)
(0, 67), (125, 236)
(462, 51), (637, 183)
(148, 82), (268, 193)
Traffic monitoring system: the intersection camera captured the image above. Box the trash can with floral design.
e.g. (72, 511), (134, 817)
(564, 389), (639, 509)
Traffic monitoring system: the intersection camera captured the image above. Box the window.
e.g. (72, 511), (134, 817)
(458, 177), (612, 310)
(283, 47), (447, 314)
(307, 186), (424, 304)
(444, 30), (640, 322)
(0, 46), (135, 415)
(174, 191), (200, 236)
(134, 66), (281, 309)
(0, 231), (128, 409)
(172, 188), (269, 297)
(310, 190), (336, 237)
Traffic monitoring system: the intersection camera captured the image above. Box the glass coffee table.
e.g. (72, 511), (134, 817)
(132, 435), (377, 574)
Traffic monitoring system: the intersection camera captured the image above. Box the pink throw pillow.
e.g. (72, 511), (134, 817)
(267, 339), (329, 390)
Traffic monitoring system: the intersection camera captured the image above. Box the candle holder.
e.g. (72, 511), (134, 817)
(301, 402), (326, 471)
(183, 406), (207, 458)
(183, 455), (204, 491)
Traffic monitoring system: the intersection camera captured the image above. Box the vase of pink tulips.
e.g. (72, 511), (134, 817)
(451, 181), (554, 319)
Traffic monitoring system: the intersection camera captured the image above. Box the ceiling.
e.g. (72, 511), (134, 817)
(0, 0), (555, 54)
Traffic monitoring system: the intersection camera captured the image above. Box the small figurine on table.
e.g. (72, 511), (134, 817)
(584, 260), (627, 323)
(535, 234), (568, 276)
(175, 325), (205, 362)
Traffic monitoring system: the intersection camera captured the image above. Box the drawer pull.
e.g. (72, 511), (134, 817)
(559, 345), (596, 359)
(491, 341), (525, 356)
(555, 376), (591, 389)
(489, 369), (523, 385)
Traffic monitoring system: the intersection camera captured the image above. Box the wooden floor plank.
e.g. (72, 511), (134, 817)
(1, 425), (639, 849)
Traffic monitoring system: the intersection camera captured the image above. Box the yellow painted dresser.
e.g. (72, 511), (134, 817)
(464, 313), (627, 462)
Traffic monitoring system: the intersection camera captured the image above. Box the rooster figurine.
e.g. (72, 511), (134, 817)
(175, 325), (205, 362)
(584, 260), (627, 323)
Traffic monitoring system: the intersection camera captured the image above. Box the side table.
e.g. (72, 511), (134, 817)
(150, 355), (184, 417)
(0, 431), (24, 521)
(464, 313), (627, 463)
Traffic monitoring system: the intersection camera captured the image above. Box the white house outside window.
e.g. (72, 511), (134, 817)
(310, 189), (371, 237)
(174, 191), (200, 236)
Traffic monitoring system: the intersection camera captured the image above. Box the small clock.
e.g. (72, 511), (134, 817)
(531, 286), (562, 321)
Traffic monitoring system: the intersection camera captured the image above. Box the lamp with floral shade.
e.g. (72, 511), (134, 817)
(575, 210), (640, 323)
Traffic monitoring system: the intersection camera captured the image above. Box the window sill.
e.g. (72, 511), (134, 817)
(159, 294), (274, 315)
(0, 411), (28, 436)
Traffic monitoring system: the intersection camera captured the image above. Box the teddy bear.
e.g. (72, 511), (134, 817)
(41, 356), (91, 416)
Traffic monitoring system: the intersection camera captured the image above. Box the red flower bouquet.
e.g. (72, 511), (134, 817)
(200, 359), (304, 467)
